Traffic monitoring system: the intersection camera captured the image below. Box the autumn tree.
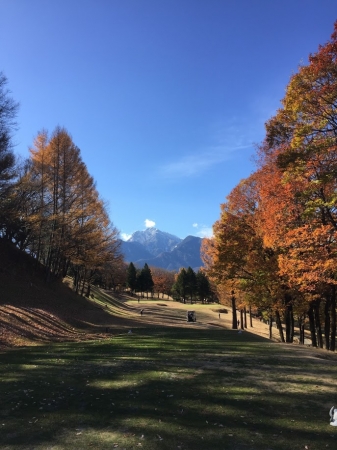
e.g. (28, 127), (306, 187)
(20, 127), (121, 293)
(21, 130), (51, 261)
(0, 72), (19, 239)
(102, 259), (127, 291)
(202, 22), (337, 348)
(0, 76), (124, 296)
(0, 72), (18, 192)
(202, 175), (290, 339)
(256, 22), (337, 350)
(151, 266), (175, 298)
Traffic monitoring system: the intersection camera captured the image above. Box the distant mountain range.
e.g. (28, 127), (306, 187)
(119, 228), (204, 272)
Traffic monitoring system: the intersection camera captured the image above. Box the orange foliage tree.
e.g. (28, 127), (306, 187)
(150, 266), (175, 298)
(202, 175), (290, 340)
(203, 21), (337, 349)
(20, 127), (121, 294)
(255, 22), (337, 349)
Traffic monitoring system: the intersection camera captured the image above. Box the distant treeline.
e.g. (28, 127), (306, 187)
(126, 262), (217, 303)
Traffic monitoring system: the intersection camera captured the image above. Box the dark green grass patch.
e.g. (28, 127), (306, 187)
(1, 328), (336, 449)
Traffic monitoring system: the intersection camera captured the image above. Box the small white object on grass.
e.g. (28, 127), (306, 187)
(128, 330), (132, 334)
(330, 406), (337, 426)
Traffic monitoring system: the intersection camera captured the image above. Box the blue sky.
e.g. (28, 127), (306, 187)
(1, 1), (336, 240)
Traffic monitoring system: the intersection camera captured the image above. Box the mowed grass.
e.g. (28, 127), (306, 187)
(1, 327), (337, 450)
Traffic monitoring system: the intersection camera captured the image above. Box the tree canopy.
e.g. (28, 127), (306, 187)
(0, 113), (122, 295)
(0, 72), (19, 236)
(202, 21), (337, 350)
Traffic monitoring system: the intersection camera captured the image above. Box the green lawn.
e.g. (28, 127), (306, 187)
(1, 327), (336, 449)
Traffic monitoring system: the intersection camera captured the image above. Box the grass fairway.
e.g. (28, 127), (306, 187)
(1, 327), (337, 450)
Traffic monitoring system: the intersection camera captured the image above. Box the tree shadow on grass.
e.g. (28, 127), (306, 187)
(0, 328), (336, 450)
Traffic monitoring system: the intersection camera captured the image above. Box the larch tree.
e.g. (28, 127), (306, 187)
(0, 72), (19, 239)
(24, 126), (121, 291)
(27, 130), (51, 263)
(97, 257), (127, 291)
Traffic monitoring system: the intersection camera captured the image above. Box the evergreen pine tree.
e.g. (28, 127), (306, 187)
(196, 270), (211, 303)
(126, 262), (137, 294)
(173, 268), (188, 303)
(186, 266), (197, 304)
(140, 263), (154, 299)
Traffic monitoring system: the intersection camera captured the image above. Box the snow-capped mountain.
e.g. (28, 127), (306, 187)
(120, 228), (204, 271)
(128, 228), (182, 256)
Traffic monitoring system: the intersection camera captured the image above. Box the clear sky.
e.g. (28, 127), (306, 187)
(1, 1), (336, 240)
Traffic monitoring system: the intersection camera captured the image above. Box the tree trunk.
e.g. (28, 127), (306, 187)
(298, 315), (305, 345)
(290, 307), (295, 343)
(269, 315), (273, 340)
(240, 309), (244, 329)
(231, 293), (237, 329)
(331, 285), (336, 352)
(62, 258), (70, 278)
(249, 305), (253, 327)
(243, 307), (247, 328)
(73, 270), (79, 293)
(80, 269), (86, 296)
(275, 310), (285, 342)
(308, 303), (317, 347)
(314, 300), (323, 348)
(285, 300), (294, 343)
(324, 295), (331, 351)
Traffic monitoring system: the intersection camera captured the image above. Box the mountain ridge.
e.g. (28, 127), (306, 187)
(128, 228), (182, 257)
(120, 228), (204, 271)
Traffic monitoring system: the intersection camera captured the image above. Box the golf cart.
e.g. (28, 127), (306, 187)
(187, 311), (196, 322)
